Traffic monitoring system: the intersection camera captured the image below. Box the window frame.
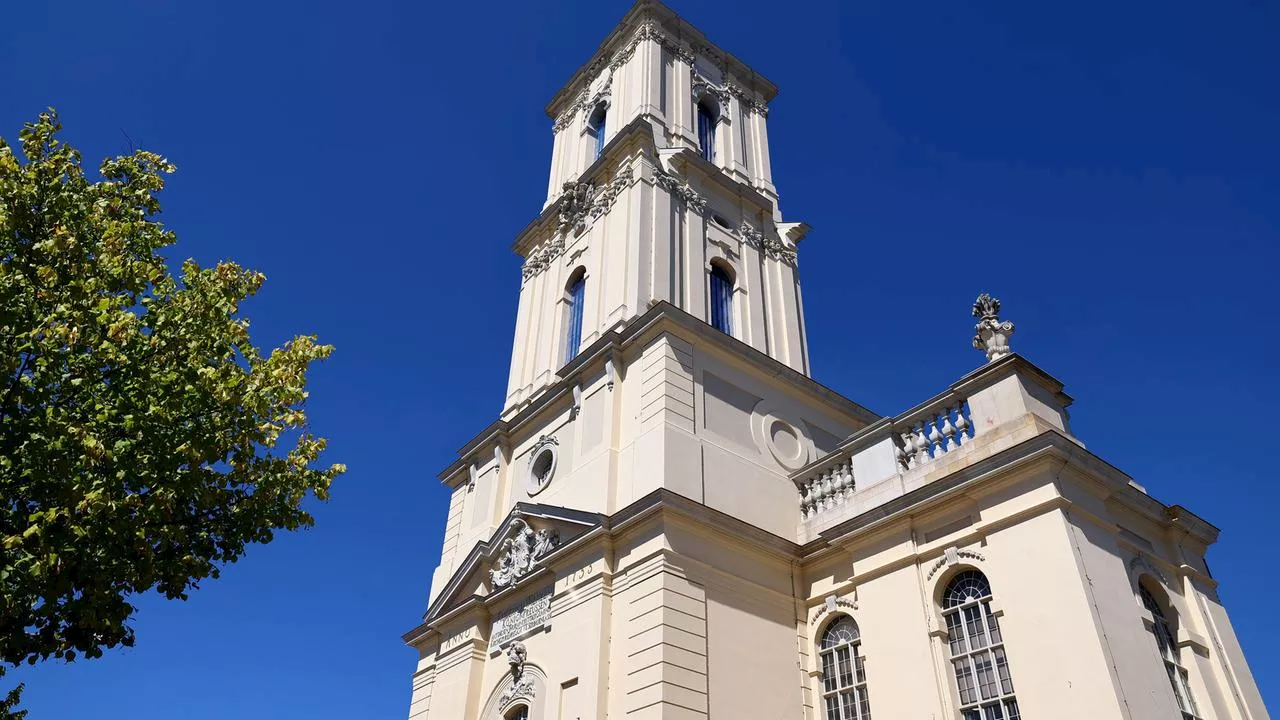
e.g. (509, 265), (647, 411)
(940, 569), (1021, 720)
(818, 615), (872, 720)
(588, 103), (607, 160)
(708, 262), (734, 335)
(696, 98), (718, 164)
(563, 270), (586, 364)
(1139, 582), (1202, 720)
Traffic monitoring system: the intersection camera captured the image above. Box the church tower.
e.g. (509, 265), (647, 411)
(503, 0), (811, 414)
(403, 4), (1269, 720)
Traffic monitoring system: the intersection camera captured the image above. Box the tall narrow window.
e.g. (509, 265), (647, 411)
(819, 617), (871, 720)
(697, 99), (717, 163)
(1140, 584), (1202, 719)
(564, 273), (585, 363)
(942, 571), (1020, 720)
(589, 104), (607, 160)
(709, 264), (734, 334)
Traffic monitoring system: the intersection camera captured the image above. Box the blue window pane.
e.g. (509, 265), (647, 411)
(697, 104), (716, 163)
(565, 277), (585, 362)
(595, 112), (606, 159)
(709, 266), (732, 334)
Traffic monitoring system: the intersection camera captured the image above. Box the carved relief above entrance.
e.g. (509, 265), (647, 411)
(489, 517), (561, 591)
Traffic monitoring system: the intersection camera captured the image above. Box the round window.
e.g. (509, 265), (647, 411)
(526, 443), (557, 496)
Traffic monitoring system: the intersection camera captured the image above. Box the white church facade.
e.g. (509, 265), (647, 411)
(402, 3), (1269, 719)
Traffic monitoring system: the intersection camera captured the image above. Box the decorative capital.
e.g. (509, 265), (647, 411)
(971, 293), (1014, 362)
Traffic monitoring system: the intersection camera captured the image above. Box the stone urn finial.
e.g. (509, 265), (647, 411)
(972, 293), (1015, 362)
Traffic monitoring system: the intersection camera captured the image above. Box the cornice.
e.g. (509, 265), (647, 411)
(544, 0), (777, 123)
(511, 119), (782, 263)
(799, 430), (1221, 557)
(405, 488), (802, 648)
(438, 301), (880, 484)
(511, 118), (655, 259)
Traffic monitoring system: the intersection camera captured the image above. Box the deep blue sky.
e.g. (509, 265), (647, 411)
(3, 0), (1276, 717)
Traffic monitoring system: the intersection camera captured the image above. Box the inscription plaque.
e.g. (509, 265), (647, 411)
(490, 589), (552, 649)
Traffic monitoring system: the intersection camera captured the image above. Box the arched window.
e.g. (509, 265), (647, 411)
(941, 570), (1020, 720)
(708, 263), (734, 334)
(697, 98), (718, 163)
(818, 616), (871, 720)
(504, 705), (529, 720)
(564, 271), (586, 363)
(588, 104), (607, 160)
(1140, 584), (1202, 719)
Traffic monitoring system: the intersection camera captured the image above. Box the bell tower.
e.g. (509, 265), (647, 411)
(503, 0), (812, 413)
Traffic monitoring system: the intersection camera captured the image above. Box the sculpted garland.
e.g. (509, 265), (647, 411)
(521, 166), (635, 281)
(737, 221), (796, 266)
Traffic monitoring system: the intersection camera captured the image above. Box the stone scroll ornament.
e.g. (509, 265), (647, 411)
(972, 293), (1015, 362)
(489, 518), (561, 590)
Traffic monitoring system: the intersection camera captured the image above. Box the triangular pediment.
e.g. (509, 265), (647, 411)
(424, 503), (603, 624)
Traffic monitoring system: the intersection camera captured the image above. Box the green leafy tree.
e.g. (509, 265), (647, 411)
(0, 111), (344, 714)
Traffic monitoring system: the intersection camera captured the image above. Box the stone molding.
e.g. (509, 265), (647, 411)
(654, 169), (707, 214)
(738, 221), (796, 265)
(553, 18), (768, 133)
(808, 594), (858, 626)
(926, 545), (986, 580)
(523, 165), (634, 281)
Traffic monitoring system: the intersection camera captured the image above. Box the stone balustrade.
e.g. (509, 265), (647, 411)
(793, 392), (973, 523)
(892, 397), (973, 471)
(792, 354), (1074, 530)
(797, 456), (855, 520)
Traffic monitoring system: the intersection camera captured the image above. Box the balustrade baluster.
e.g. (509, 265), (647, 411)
(894, 435), (908, 470)
(928, 414), (943, 458)
(954, 405), (969, 445)
(913, 423), (930, 465)
(941, 407), (957, 453)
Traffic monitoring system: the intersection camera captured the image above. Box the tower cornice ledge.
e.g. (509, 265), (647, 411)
(543, 0), (778, 123)
(510, 117), (778, 259)
(437, 301), (880, 485)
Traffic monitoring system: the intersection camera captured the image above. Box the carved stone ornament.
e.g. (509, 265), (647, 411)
(739, 222), (796, 265)
(926, 546), (986, 580)
(552, 19), (766, 133)
(522, 167), (634, 282)
(498, 641), (536, 706)
(489, 517), (561, 591)
(520, 238), (564, 281)
(655, 170), (707, 214)
(558, 181), (596, 235)
(692, 73), (732, 105)
(971, 293), (1015, 362)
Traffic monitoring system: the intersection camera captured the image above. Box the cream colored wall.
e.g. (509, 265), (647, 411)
(409, 464), (1270, 720)
(432, 319), (867, 601)
(544, 27), (775, 210)
(412, 7), (1269, 720)
(508, 152), (809, 412)
(1055, 476), (1269, 720)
